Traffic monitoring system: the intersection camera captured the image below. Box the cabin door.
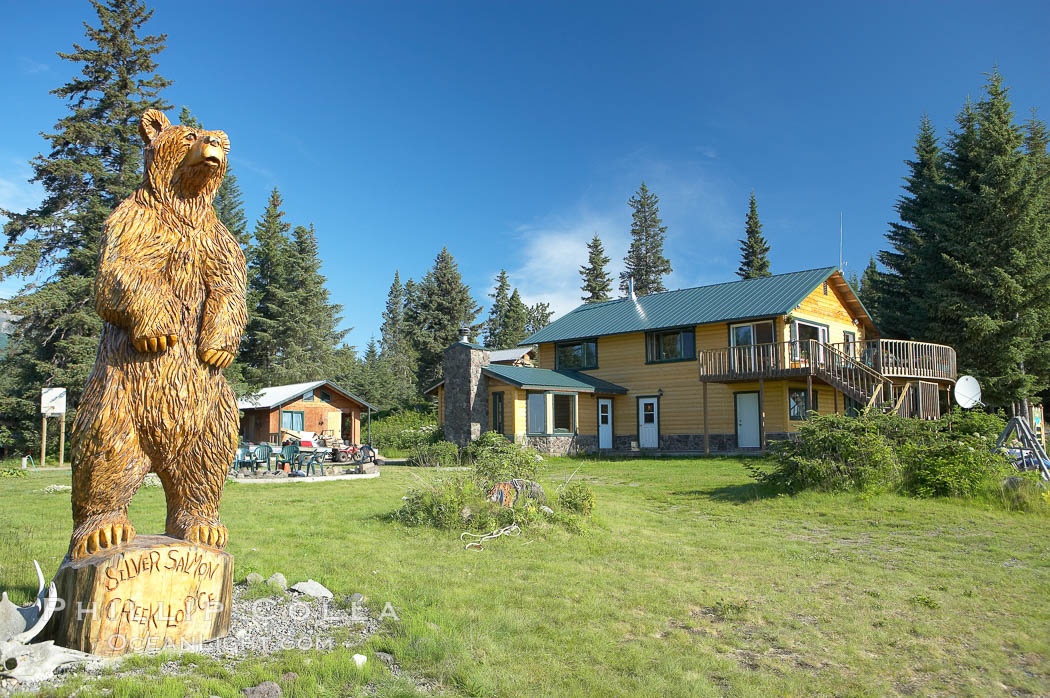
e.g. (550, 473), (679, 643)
(735, 392), (760, 448)
(638, 398), (659, 449)
(598, 398), (613, 449)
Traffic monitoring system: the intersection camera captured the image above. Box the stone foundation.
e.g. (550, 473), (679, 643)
(521, 434), (585, 456)
(574, 432), (794, 454)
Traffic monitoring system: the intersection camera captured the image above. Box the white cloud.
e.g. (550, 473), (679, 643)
(17, 57), (49, 74)
(498, 155), (743, 321)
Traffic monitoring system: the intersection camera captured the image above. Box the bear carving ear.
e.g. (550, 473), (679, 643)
(139, 109), (171, 145)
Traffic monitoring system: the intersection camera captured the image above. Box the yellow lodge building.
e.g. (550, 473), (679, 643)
(426, 267), (957, 455)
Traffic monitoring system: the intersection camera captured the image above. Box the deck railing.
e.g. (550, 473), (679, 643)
(698, 339), (956, 384)
(827, 339), (956, 382)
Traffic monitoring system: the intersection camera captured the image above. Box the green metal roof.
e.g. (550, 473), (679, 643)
(482, 364), (627, 394)
(522, 267), (840, 345)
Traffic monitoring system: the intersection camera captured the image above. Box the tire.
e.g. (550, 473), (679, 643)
(335, 450), (350, 463)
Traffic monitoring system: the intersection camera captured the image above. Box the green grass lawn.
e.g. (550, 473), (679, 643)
(1, 458), (1048, 697)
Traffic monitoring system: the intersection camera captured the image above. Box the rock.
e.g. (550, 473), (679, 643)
(289, 579), (332, 598)
(267, 573), (287, 590)
(352, 653), (367, 667)
(460, 505), (472, 522)
(242, 681), (282, 698)
(349, 592), (364, 604)
(245, 572), (264, 585)
(361, 462), (379, 474)
(540, 505), (554, 515)
(375, 651), (395, 666)
(281, 672), (298, 683)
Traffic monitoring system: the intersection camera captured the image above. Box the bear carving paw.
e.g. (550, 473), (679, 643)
(133, 334), (178, 353)
(199, 348), (234, 369)
(180, 522), (228, 550)
(70, 519), (136, 560)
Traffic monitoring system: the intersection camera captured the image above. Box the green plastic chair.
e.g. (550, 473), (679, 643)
(276, 444), (299, 470)
(299, 450), (325, 477)
(252, 444), (273, 473)
(233, 446), (252, 472)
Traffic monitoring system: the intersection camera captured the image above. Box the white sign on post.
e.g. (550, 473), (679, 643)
(41, 387), (67, 416)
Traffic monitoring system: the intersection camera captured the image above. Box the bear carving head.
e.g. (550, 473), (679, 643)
(139, 108), (230, 209)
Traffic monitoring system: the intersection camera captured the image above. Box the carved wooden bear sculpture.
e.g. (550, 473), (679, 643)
(68, 109), (246, 560)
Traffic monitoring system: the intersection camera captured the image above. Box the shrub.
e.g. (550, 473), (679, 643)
(0, 468), (27, 479)
(369, 410), (441, 451)
(408, 440), (460, 467)
(557, 481), (595, 515)
(756, 413), (902, 493)
(466, 431), (542, 487)
(901, 436), (1013, 498)
(938, 406), (1007, 442)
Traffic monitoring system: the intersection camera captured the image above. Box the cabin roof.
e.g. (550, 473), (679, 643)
(487, 346), (536, 363)
(237, 380), (376, 411)
(481, 364), (628, 394)
(521, 267), (872, 344)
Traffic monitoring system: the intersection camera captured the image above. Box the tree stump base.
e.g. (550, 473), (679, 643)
(48, 535), (232, 656)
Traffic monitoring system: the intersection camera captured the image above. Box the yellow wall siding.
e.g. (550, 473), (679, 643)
(485, 381), (531, 438)
(436, 386), (445, 425)
(790, 281), (867, 344)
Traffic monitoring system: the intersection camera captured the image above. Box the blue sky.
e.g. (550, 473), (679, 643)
(3, 1), (1049, 352)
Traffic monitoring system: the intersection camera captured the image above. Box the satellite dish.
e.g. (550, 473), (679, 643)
(955, 375), (983, 409)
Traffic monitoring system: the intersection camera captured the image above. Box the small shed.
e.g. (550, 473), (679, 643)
(238, 380), (375, 445)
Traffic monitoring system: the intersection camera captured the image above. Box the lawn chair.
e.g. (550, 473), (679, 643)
(298, 449), (325, 477)
(276, 444), (299, 471)
(252, 444), (273, 473)
(233, 446), (253, 472)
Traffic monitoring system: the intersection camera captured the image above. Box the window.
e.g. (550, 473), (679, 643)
(302, 391), (314, 401)
(843, 331), (856, 358)
(555, 340), (597, 370)
(492, 392), (504, 434)
(729, 321), (775, 370)
(281, 410), (305, 430)
(527, 393), (546, 433)
(788, 389), (818, 421)
(791, 320), (828, 361)
(319, 390), (333, 403)
(642, 401), (656, 424)
(645, 328), (696, 363)
(553, 394), (575, 433)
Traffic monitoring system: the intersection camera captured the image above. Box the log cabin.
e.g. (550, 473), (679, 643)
(425, 267), (957, 455)
(238, 380), (376, 445)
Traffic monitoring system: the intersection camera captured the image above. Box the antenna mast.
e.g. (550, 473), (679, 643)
(839, 212), (844, 271)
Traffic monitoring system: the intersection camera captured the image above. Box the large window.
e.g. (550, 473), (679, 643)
(646, 328), (696, 363)
(527, 393), (546, 433)
(729, 321), (775, 370)
(555, 340), (597, 370)
(788, 389), (818, 421)
(553, 394), (575, 433)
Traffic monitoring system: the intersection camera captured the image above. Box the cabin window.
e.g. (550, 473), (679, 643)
(646, 328), (696, 363)
(555, 340), (597, 370)
(553, 394), (575, 433)
(281, 410), (305, 431)
(302, 391), (314, 401)
(491, 392), (505, 434)
(729, 321), (775, 370)
(527, 393), (546, 433)
(791, 320), (828, 361)
(319, 390), (333, 403)
(842, 331), (856, 358)
(788, 389), (818, 420)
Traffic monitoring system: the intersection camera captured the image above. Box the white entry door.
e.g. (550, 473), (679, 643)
(598, 398), (613, 449)
(638, 397), (659, 448)
(735, 392), (760, 448)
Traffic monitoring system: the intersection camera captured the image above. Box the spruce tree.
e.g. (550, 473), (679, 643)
(873, 115), (944, 338)
(241, 188), (295, 385)
(620, 182), (672, 295)
(923, 71), (1050, 411)
(484, 270), (512, 348)
(502, 289), (529, 348)
(352, 338), (393, 411)
(525, 302), (553, 336)
(736, 192), (772, 279)
(580, 233), (613, 302)
(269, 224), (348, 384)
(380, 270), (418, 405)
(858, 257), (883, 322)
(406, 248), (481, 387)
(0, 0), (171, 451)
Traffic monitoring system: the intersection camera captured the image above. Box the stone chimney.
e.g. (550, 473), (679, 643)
(442, 328), (490, 447)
